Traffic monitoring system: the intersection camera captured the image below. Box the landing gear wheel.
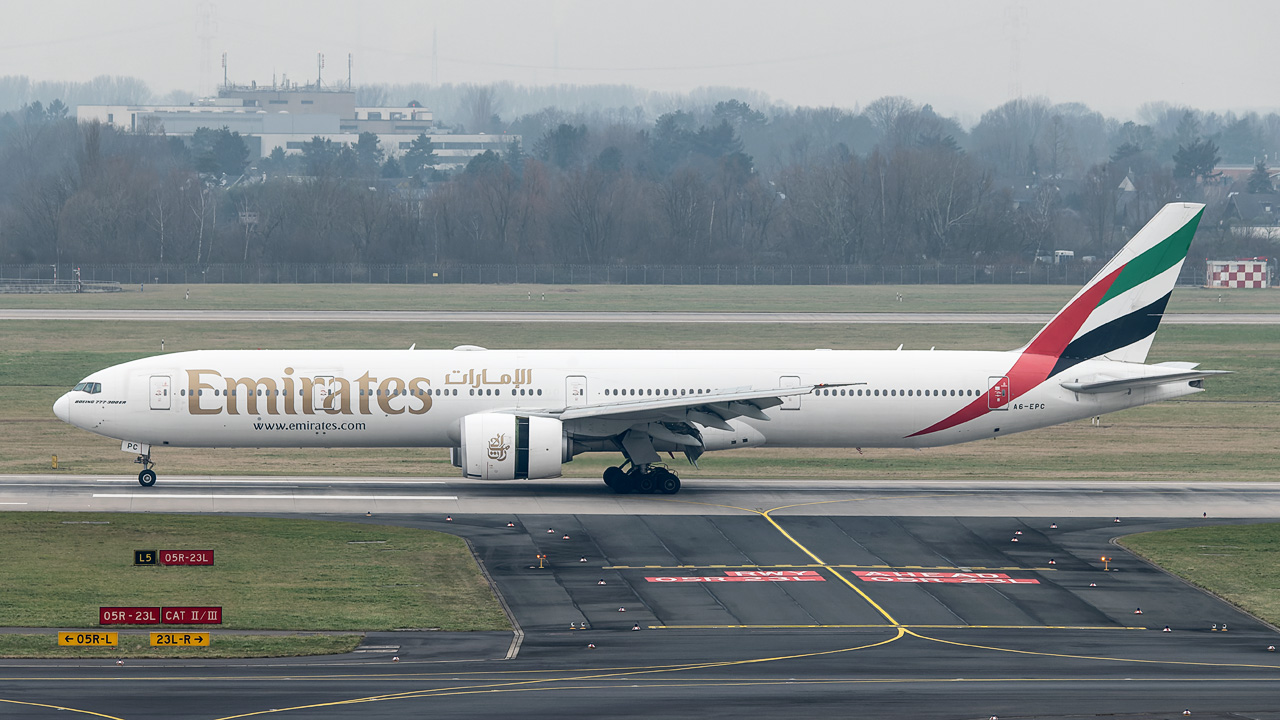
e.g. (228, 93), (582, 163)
(138, 469), (157, 487)
(656, 470), (681, 495)
(636, 472), (658, 494)
(603, 466), (628, 493)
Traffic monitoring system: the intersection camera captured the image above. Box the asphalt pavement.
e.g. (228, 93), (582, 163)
(2, 490), (1278, 719)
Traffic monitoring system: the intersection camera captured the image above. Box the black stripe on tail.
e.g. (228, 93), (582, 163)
(1047, 292), (1171, 379)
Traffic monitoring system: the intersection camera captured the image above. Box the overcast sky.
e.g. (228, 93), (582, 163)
(2, 0), (1274, 121)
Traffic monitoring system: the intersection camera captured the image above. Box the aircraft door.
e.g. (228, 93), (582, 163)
(566, 376), (587, 407)
(149, 375), (171, 410)
(312, 376), (337, 413)
(779, 375), (801, 410)
(988, 376), (1010, 410)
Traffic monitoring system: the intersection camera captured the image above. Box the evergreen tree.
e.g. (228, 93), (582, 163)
(402, 133), (438, 177)
(355, 132), (383, 178)
(1247, 159), (1274, 193)
(1173, 138), (1221, 183)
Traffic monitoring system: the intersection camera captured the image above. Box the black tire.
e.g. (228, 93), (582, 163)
(603, 466), (628, 493)
(603, 466), (624, 485)
(636, 472), (658, 494)
(138, 469), (157, 487)
(657, 471), (681, 495)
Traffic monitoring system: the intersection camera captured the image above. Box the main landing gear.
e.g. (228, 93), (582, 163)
(134, 453), (157, 487)
(603, 464), (681, 495)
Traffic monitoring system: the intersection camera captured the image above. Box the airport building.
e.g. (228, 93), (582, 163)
(76, 85), (518, 170)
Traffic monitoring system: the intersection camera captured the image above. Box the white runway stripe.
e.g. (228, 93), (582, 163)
(92, 494), (457, 500)
(93, 478), (447, 485)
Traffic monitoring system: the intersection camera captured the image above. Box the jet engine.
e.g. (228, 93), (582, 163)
(457, 413), (571, 480)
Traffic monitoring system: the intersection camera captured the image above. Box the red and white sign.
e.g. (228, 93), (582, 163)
(1207, 258), (1271, 288)
(162, 606), (223, 624)
(647, 570), (825, 583)
(160, 550), (214, 566)
(853, 571), (1039, 585)
(724, 570), (820, 577)
(100, 607), (160, 625)
(988, 375), (1011, 409)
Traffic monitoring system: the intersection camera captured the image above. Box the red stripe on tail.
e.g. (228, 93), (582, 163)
(907, 266), (1123, 438)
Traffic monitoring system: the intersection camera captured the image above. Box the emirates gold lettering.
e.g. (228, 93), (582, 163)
(184, 370), (435, 417)
(282, 368), (296, 414)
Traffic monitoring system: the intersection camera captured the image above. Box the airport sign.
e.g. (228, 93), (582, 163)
(59, 632), (117, 646)
(162, 606), (222, 624)
(150, 632), (210, 647)
(101, 607), (160, 624)
(647, 570), (825, 583)
(853, 571), (1040, 585)
(160, 550), (214, 566)
(134, 550), (157, 565)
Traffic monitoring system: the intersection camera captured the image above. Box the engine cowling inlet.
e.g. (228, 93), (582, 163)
(458, 413), (570, 480)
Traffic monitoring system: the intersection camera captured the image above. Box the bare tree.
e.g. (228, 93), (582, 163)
(147, 177), (180, 261)
(560, 166), (622, 263)
(186, 180), (216, 265)
(458, 85), (503, 134)
(863, 96), (917, 147)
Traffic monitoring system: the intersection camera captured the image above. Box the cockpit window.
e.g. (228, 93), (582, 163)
(73, 382), (102, 394)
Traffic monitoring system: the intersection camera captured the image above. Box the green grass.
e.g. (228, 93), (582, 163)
(1, 282), (1276, 313)
(2, 319), (1274, 481)
(1119, 524), (1280, 628)
(0, 634), (362, 659)
(0, 514), (510, 633)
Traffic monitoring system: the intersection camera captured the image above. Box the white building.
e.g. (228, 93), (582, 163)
(77, 85), (518, 171)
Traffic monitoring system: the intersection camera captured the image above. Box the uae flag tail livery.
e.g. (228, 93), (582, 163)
(52, 202), (1228, 493)
(911, 202), (1222, 439)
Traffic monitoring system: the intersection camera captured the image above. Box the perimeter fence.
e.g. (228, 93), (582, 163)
(0, 263), (1206, 287)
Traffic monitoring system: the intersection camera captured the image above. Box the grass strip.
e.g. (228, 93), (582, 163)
(0, 283), (1271, 314)
(0, 514), (510, 633)
(1119, 524), (1280, 628)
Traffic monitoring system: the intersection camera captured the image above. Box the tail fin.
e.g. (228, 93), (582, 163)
(1020, 202), (1204, 377)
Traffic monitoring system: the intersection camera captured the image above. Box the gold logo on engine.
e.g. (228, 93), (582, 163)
(488, 433), (510, 462)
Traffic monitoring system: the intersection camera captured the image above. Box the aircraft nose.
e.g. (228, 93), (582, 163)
(53, 393), (71, 423)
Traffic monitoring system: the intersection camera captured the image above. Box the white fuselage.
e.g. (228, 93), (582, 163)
(57, 348), (1199, 455)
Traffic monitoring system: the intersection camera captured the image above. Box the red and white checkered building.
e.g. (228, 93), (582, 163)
(1206, 258), (1272, 288)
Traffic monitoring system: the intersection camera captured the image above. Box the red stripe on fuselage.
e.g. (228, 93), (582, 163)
(907, 266), (1123, 438)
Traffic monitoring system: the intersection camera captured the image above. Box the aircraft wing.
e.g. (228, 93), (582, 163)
(511, 383), (852, 465)
(553, 384), (847, 424)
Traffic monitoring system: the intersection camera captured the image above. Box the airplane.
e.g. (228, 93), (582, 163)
(54, 202), (1226, 493)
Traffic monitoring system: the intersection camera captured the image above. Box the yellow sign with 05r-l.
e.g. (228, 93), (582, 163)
(59, 632), (117, 646)
(150, 632), (210, 647)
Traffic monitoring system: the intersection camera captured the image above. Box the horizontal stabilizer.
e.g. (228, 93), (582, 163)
(1060, 368), (1230, 394)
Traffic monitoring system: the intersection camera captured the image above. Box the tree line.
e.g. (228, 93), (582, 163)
(1, 89), (1277, 268)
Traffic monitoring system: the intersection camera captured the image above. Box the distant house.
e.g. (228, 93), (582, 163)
(1225, 192), (1280, 240)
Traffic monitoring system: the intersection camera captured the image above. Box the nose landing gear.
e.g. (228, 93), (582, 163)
(134, 453), (157, 487)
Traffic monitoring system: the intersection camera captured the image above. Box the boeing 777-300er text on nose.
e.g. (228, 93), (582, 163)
(54, 203), (1227, 493)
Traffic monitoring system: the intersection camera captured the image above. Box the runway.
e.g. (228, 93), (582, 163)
(5, 474), (1280, 517)
(2, 308), (1279, 324)
(2, 475), (1279, 719)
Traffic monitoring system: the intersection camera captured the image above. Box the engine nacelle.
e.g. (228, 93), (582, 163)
(458, 413), (570, 480)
